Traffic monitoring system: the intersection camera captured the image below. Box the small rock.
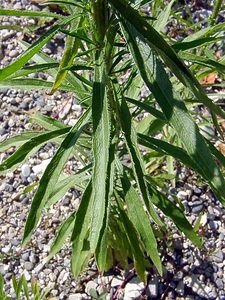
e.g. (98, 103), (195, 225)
(111, 276), (123, 287)
(9, 50), (19, 58)
(175, 280), (184, 296)
(208, 220), (219, 231)
(209, 250), (224, 263)
(146, 277), (158, 299)
(124, 277), (144, 300)
(32, 159), (51, 175)
(177, 191), (188, 200)
(85, 280), (98, 295)
(21, 252), (30, 262)
(69, 294), (88, 300)
(23, 270), (31, 281)
(8, 119), (15, 127)
(21, 164), (31, 177)
(24, 261), (34, 271)
(193, 188), (202, 196)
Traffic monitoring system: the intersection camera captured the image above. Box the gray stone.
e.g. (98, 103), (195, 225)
(192, 204), (203, 214)
(209, 250), (224, 263)
(9, 50), (19, 58)
(219, 232), (224, 240)
(208, 220), (219, 231)
(124, 277), (144, 300)
(85, 280), (98, 295)
(146, 277), (158, 299)
(23, 270), (31, 281)
(69, 294), (89, 300)
(24, 261), (34, 271)
(175, 280), (185, 296)
(8, 119), (15, 127)
(19, 101), (29, 110)
(111, 276), (123, 287)
(0, 126), (6, 135)
(21, 252), (30, 261)
(193, 188), (202, 196)
(216, 278), (224, 290)
(21, 164), (31, 177)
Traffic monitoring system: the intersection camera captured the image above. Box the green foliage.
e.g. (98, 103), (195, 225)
(0, 273), (54, 300)
(0, 0), (225, 282)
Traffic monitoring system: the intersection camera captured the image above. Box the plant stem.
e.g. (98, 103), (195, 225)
(210, 0), (223, 25)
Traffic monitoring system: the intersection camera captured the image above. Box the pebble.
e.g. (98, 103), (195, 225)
(8, 50), (19, 58)
(85, 280), (98, 295)
(24, 262), (34, 271)
(146, 277), (158, 298)
(209, 250), (224, 263)
(21, 164), (31, 177)
(124, 277), (144, 300)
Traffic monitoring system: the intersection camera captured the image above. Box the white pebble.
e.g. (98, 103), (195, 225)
(21, 164), (31, 177)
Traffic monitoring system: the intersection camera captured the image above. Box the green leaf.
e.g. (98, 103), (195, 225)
(12, 276), (17, 294)
(138, 134), (200, 172)
(0, 132), (40, 152)
(95, 141), (115, 272)
(51, 16), (84, 93)
(109, 0), (225, 119)
(22, 277), (29, 300)
(7, 63), (59, 79)
(46, 172), (88, 208)
(116, 158), (162, 275)
(126, 97), (166, 122)
(89, 51), (111, 252)
(71, 181), (92, 278)
(172, 35), (225, 51)
(154, 0), (175, 32)
(149, 186), (202, 247)
(30, 113), (67, 130)
(19, 40), (91, 103)
(117, 95), (164, 228)
(180, 52), (225, 75)
(0, 78), (76, 92)
(47, 211), (76, 261)
(0, 128), (69, 175)
(0, 8), (63, 18)
(16, 275), (24, 300)
(116, 196), (147, 283)
(0, 17), (75, 81)
(22, 108), (91, 245)
(119, 17), (225, 206)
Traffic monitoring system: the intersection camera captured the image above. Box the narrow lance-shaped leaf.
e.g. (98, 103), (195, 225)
(117, 94), (165, 228)
(46, 172), (89, 208)
(22, 108), (91, 245)
(19, 40), (91, 103)
(71, 181), (92, 278)
(115, 195), (147, 283)
(0, 8), (64, 18)
(29, 113), (68, 130)
(109, 0), (225, 119)
(0, 127), (70, 175)
(47, 211), (76, 261)
(51, 16), (84, 93)
(148, 186), (202, 247)
(89, 50), (111, 252)
(95, 139), (115, 272)
(116, 157), (162, 275)
(120, 20), (225, 205)
(0, 16), (75, 81)
(154, 0), (175, 32)
(0, 132), (41, 152)
(0, 78), (76, 92)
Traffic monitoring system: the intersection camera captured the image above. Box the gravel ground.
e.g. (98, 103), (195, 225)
(0, 0), (225, 299)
